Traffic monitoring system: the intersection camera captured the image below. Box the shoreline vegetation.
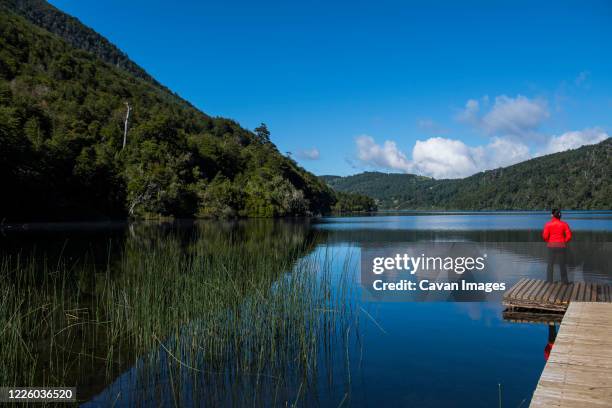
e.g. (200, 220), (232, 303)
(0, 1), (376, 223)
(2, 1), (608, 223)
(3, 0), (609, 224)
(0, 222), (359, 405)
(321, 138), (611, 211)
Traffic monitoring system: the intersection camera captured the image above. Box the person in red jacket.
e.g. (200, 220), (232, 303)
(542, 208), (572, 283)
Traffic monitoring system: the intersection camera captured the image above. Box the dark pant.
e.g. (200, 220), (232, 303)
(546, 247), (568, 283)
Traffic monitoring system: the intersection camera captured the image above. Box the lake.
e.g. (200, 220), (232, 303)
(1, 211), (611, 407)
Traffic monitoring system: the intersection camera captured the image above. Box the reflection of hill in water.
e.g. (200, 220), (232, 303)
(1, 220), (327, 402)
(0, 219), (321, 267)
(2, 218), (611, 402)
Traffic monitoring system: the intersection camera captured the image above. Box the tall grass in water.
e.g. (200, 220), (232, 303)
(0, 222), (358, 406)
(0, 254), (100, 388)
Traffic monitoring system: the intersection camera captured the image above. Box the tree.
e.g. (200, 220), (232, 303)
(122, 102), (131, 149)
(0, 9), (346, 220)
(254, 123), (270, 143)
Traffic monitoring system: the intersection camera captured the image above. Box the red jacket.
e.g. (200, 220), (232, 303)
(542, 218), (572, 248)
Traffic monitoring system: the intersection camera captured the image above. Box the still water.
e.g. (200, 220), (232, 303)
(2, 211), (611, 407)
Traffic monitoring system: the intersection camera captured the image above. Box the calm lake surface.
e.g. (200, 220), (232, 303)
(2, 211), (612, 407)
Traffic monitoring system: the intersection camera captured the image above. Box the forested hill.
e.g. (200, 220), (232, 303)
(0, 1), (345, 221)
(2, 0), (161, 88)
(322, 138), (612, 210)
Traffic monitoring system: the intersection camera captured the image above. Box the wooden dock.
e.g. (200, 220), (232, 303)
(503, 278), (612, 312)
(502, 310), (563, 324)
(530, 302), (612, 407)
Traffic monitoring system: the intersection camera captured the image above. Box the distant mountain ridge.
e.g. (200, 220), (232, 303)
(321, 139), (612, 210)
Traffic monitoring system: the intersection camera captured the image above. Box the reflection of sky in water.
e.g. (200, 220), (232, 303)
(308, 244), (546, 407)
(309, 237), (609, 407)
(341, 302), (543, 407)
(86, 244), (551, 407)
(41, 214), (612, 407)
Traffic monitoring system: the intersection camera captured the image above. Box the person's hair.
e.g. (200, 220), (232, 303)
(552, 208), (562, 219)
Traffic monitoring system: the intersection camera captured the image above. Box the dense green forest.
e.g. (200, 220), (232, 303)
(0, 1), (372, 221)
(331, 191), (377, 213)
(322, 138), (612, 210)
(2, 0), (161, 87)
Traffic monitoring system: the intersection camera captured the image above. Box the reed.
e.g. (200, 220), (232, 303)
(0, 223), (358, 406)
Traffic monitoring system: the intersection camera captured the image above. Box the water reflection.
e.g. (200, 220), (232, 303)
(544, 324), (558, 361)
(1, 220), (336, 404)
(1, 213), (611, 407)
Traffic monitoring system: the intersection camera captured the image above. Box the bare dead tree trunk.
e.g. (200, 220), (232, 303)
(122, 102), (132, 149)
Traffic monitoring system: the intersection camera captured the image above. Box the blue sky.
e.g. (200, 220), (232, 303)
(50, 0), (612, 177)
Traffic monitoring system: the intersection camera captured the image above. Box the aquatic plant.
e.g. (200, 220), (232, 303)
(0, 222), (359, 406)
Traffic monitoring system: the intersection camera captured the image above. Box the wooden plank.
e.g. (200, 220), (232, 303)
(576, 282), (585, 302)
(570, 282), (582, 302)
(512, 278), (532, 300)
(592, 284), (600, 302)
(597, 285), (607, 302)
(581, 282), (589, 302)
(504, 278), (529, 299)
(532, 280), (551, 302)
(588, 283), (597, 302)
(519, 279), (538, 300)
(548, 282), (565, 303)
(555, 283), (570, 303)
(556, 283), (573, 304)
(504, 280), (612, 313)
(526, 280), (545, 301)
(529, 302), (612, 408)
(584, 282), (593, 302)
(502, 310), (563, 324)
(541, 281), (559, 303)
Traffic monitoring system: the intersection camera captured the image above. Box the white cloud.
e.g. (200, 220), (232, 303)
(482, 95), (549, 137)
(354, 130), (608, 179)
(484, 137), (531, 168)
(353, 94), (607, 178)
(355, 135), (412, 173)
(539, 128), (608, 155)
(411, 137), (481, 179)
(296, 148), (320, 160)
(409, 136), (532, 178)
(456, 99), (480, 124)
(459, 95), (549, 139)
(355, 135), (531, 179)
